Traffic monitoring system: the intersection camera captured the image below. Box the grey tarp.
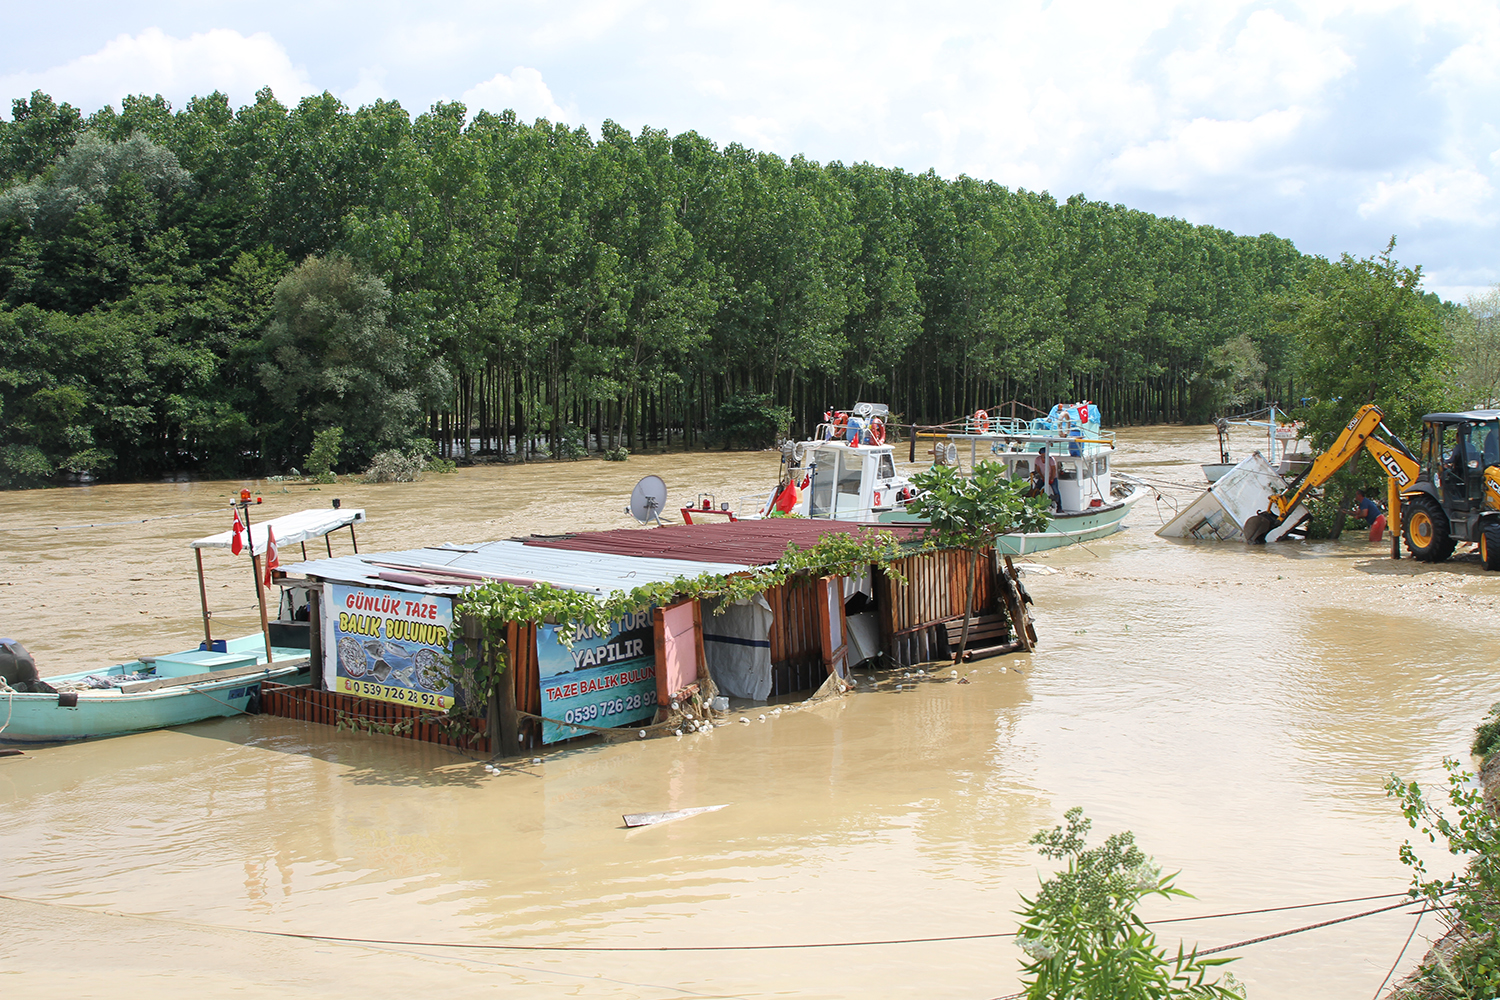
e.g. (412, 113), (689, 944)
(703, 596), (774, 701)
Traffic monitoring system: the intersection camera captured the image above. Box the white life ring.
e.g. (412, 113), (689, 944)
(973, 409), (990, 433)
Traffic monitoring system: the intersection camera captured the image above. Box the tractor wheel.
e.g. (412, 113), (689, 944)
(1403, 495), (1457, 562)
(1481, 524), (1500, 571)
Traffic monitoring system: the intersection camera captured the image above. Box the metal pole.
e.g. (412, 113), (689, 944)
(195, 547), (213, 646)
(241, 499), (275, 664)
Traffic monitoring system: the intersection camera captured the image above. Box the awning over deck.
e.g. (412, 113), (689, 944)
(191, 507), (366, 553)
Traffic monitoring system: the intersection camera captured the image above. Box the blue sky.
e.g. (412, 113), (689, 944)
(4, 1), (1496, 302)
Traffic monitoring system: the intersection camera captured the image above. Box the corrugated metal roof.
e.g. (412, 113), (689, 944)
(521, 518), (922, 564)
(281, 540), (757, 599)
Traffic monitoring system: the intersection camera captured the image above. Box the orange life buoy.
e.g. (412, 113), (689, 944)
(833, 412), (848, 432)
(870, 418), (886, 445)
(973, 409), (990, 433)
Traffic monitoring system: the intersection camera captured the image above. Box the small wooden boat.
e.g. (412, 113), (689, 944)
(0, 503), (363, 744)
(0, 639), (311, 744)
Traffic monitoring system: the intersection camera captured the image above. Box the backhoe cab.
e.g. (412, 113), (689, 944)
(1409, 410), (1500, 567)
(1244, 404), (1500, 570)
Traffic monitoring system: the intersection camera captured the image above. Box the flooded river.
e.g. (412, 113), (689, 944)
(2, 427), (1498, 998)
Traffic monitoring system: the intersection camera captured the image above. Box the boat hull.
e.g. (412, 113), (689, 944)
(879, 484), (1149, 554)
(0, 640), (310, 744)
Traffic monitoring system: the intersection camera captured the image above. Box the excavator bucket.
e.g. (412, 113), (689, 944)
(1243, 513), (1275, 545)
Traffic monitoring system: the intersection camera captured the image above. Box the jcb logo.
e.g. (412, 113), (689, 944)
(1379, 453), (1410, 486)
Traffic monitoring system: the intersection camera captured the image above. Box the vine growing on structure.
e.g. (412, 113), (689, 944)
(448, 530), (916, 704)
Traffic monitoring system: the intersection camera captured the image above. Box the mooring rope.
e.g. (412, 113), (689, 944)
(0, 889), (1427, 955)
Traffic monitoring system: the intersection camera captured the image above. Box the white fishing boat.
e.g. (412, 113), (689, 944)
(757, 403), (921, 522)
(0, 504), (363, 744)
(743, 401), (1146, 555)
(1203, 405), (1309, 483)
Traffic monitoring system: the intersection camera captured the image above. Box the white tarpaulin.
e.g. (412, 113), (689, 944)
(703, 595), (774, 701)
(191, 507), (366, 552)
(1157, 452), (1307, 541)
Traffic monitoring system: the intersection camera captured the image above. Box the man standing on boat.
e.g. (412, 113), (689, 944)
(1032, 447), (1062, 511)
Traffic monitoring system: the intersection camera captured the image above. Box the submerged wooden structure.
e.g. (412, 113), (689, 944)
(265, 519), (1036, 756)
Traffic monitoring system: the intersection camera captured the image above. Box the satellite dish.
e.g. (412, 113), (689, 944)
(942, 442), (959, 465)
(791, 441), (808, 464)
(628, 475), (669, 525)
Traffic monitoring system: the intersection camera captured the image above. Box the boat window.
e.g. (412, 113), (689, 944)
(837, 452), (865, 496)
(878, 453), (895, 479)
(1058, 460), (1079, 481)
(809, 448), (839, 515)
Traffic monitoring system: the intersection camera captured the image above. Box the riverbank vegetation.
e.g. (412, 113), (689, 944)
(0, 88), (1488, 488)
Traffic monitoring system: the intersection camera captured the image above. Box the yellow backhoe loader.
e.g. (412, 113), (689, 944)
(1243, 403), (1500, 569)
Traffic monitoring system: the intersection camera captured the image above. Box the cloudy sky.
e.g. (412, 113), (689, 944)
(3, 1), (1496, 302)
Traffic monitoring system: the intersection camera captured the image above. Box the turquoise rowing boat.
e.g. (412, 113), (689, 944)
(0, 502), (364, 744)
(0, 636), (310, 744)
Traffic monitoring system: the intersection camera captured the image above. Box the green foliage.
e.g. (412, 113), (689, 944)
(1187, 334), (1266, 423)
(1448, 283), (1500, 408)
(709, 391), (791, 450)
(602, 445), (630, 462)
(1475, 704), (1500, 762)
(0, 87), (1353, 487)
(907, 461), (1052, 548)
(362, 447), (429, 482)
(452, 529), (912, 702)
(304, 426), (343, 479)
(1289, 239), (1453, 448)
(1387, 759), (1500, 998)
(259, 254), (451, 470)
(1016, 808), (1245, 1000)
(556, 423), (587, 460)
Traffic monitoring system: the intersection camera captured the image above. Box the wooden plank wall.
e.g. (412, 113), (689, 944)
(765, 576), (826, 696)
(259, 681), (490, 753)
(877, 548), (1001, 667)
(509, 621), (543, 751)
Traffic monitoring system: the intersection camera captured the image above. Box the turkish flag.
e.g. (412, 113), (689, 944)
(231, 507), (244, 555)
(263, 527), (280, 586)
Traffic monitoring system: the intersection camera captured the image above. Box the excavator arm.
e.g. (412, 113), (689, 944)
(1244, 403), (1419, 546)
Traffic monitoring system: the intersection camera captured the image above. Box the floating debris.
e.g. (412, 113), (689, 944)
(623, 804), (728, 828)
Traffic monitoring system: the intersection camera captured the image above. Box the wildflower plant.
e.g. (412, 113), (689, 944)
(1387, 758), (1500, 998)
(1015, 808), (1245, 999)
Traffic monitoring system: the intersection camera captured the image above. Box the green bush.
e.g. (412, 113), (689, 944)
(1474, 703), (1500, 761)
(556, 423), (587, 460)
(1388, 759), (1500, 999)
(305, 427), (344, 479)
(708, 392), (790, 450)
(1016, 808), (1245, 999)
(602, 445), (630, 462)
(362, 449), (428, 483)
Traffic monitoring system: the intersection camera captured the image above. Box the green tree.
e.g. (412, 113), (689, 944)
(1289, 239), (1452, 447)
(1448, 283), (1500, 408)
(258, 253), (450, 469)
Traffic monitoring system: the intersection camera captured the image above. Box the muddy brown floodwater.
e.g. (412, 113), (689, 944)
(2, 428), (1498, 999)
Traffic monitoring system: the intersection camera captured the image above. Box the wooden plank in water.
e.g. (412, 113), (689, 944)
(623, 804), (728, 828)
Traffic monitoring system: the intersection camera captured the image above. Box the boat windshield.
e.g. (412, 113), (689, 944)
(878, 452), (894, 479)
(837, 452), (864, 497)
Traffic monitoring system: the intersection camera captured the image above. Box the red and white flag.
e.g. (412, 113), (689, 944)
(262, 527), (280, 586)
(231, 507), (244, 555)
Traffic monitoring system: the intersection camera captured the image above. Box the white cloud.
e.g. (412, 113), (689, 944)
(0, 28), (315, 112)
(1359, 165), (1497, 225)
(461, 67), (572, 124)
